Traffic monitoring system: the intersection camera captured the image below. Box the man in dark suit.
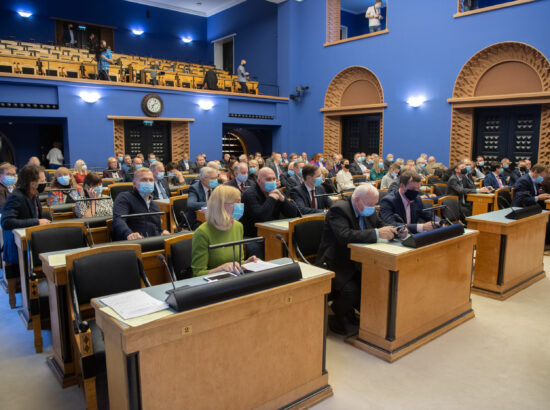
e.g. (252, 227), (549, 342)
(512, 160), (528, 182)
(500, 158), (516, 186)
(447, 161), (493, 218)
(150, 161), (171, 200)
(186, 166), (219, 229)
(241, 167), (299, 259)
(349, 153), (367, 176)
(512, 163), (550, 207)
(190, 155), (206, 174)
(177, 153), (191, 172)
(62, 24), (76, 47)
(225, 162), (255, 194)
(113, 168), (170, 240)
(483, 162), (505, 191)
(379, 171), (440, 233)
(280, 161), (303, 190)
(290, 164), (333, 214)
(220, 153), (232, 169)
(316, 184), (397, 336)
(123, 157), (143, 182)
(265, 152), (283, 180)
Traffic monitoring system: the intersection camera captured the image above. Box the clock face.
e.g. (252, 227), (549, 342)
(142, 94), (163, 117)
(147, 98), (161, 113)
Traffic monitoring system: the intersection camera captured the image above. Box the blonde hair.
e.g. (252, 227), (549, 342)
(53, 167), (77, 188)
(107, 157), (117, 167)
(74, 159), (86, 173)
(319, 166), (328, 178)
(206, 185), (241, 228)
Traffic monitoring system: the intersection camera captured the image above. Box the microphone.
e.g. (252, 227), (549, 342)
(276, 234), (296, 263)
(286, 197), (304, 218)
(179, 210), (193, 231)
(85, 221), (95, 247)
(157, 254), (177, 289)
(498, 195), (517, 218)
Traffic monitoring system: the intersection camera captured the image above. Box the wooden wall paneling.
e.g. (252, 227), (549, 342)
(539, 104), (550, 165)
(326, 0), (341, 44)
(113, 119), (124, 154)
(171, 122), (190, 162)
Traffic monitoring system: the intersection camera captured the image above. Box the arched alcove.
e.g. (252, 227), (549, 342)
(448, 42), (550, 165)
(321, 66), (386, 154)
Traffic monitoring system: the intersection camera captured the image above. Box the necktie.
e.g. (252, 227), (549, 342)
(240, 183), (245, 192)
(311, 189), (316, 208)
(157, 181), (167, 199)
(207, 189), (211, 200)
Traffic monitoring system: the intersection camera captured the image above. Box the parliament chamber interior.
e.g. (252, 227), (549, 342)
(0, 0), (549, 409)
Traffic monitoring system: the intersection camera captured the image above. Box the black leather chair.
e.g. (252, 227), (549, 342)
(433, 183), (448, 197)
(352, 175), (367, 184)
(164, 233), (194, 281)
(438, 196), (462, 224)
(67, 244), (151, 410)
(495, 188), (513, 210)
(172, 196), (190, 231)
(107, 183), (133, 201)
(288, 215), (326, 264)
(26, 222), (88, 353)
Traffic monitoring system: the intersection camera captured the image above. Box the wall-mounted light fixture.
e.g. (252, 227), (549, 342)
(407, 95), (426, 108)
(17, 10), (32, 18)
(181, 36), (193, 43)
(79, 91), (101, 103)
(198, 100), (214, 110)
(132, 29), (144, 36)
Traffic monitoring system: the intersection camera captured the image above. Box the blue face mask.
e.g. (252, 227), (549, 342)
(139, 182), (154, 195)
(465, 166), (471, 173)
(118, 156), (124, 162)
(150, 158), (156, 163)
(299, 169), (303, 176)
(478, 161), (485, 167)
(135, 164), (143, 169)
(420, 163), (426, 169)
(391, 172), (398, 178)
(378, 162), (384, 168)
(209, 179), (219, 189)
(218, 164), (222, 170)
(288, 170), (295, 176)
(184, 159), (189, 163)
(3, 175), (16, 186)
(249, 167), (258, 174)
(236, 173), (248, 183)
(157, 172), (165, 179)
(535, 176), (543, 184)
(264, 181), (277, 192)
(388, 158), (394, 163)
(57, 175), (70, 186)
(314, 176), (323, 187)
(231, 203), (244, 221)
(503, 164), (509, 169)
(93, 186), (103, 197)
(499, 168), (504, 175)
(167, 172), (175, 177)
(367, 159), (374, 165)
(360, 206), (376, 217)
(319, 157), (324, 163)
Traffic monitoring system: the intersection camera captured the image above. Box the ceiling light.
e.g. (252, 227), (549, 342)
(407, 96), (426, 108)
(17, 11), (32, 18)
(181, 36), (193, 43)
(198, 100), (213, 110)
(132, 29), (144, 36)
(79, 91), (101, 103)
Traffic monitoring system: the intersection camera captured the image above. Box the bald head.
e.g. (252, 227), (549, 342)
(352, 184), (379, 210)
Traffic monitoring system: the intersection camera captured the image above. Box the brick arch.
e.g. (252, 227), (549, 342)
(449, 42), (550, 165)
(322, 66), (385, 155)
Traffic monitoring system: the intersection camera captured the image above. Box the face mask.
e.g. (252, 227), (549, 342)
(420, 163), (426, 169)
(388, 158), (394, 163)
(218, 164), (222, 170)
(135, 164), (143, 169)
(264, 181), (277, 192)
(520, 166), (527, 173)
(344, 164), (350, 169)
(460, 168), (468, 175)
(184, 159), (189, 163)
(503, 164), (509, 169)
(320, 157), (324, 163)
(236, 173), (248, 183)
(288, 170), (295, 176)
(81, 165), (87, 171)
(314, 176), (322, 187)
(231, 203), (244, 221)
(209, 179), (219, 189)
(249, 167), (257, 174)
(157, 172), (165, 179)
(118, 156), (124, 162)
(367, 159), (374, 165)
(93, 186), (103, 196)
(139, 182), (154, 195)
(3, 175), (16, 186)
(478, 161), (484, 167)
(535, 176), (543, 184)
(499, 168), (504, 175)
(58, 175), (70, 186)
(404, 189), (419, 201)
(167, 172), (175, 177)
(378, 162), (384, 168)
(465, 166), (471, 173)
(391, 172), (398, 178)
(37, 183), (47, 193)
(360, 206), (375, 217)
(150, 159), (156, 163)
(299, 169), (303, 176)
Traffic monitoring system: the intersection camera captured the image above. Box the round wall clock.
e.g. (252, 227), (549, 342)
(142, 93), (163, 117)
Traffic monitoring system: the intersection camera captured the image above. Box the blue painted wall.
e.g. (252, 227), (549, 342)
(0, 0), (210, 63)
(279, 0), (550, 164)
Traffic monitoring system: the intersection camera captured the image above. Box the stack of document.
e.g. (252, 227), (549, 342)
(242, 260), (281, 272)
(101, 290), (169, 319)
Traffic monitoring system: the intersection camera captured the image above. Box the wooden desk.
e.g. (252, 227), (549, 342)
(93, 262), (334, 410)
(13, 228), (32, 331)
(546, 200), (550, 210)
(196, 209), (206, 223)
(348, 230), (479, 362)
(466, 193), (495, 215)
(467, 209), (549, 300)
(154, 198), (172, 231)
(255, 218), (295, 261)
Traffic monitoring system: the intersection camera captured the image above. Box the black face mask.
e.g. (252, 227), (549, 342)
(460, 168), (468, 175)
(37, 183), (47, 193)
(520, 166), (527, 173)
(404, 189), (419, 201)
(344, 164), (350, 169)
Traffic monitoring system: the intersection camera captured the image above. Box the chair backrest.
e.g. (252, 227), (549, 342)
(377, 190), (389, 204)
(433, 183), (447, 196)
(171, 195), (189, 230)
(184, 175), (198, 185)
(494, 188), (512, 210)
(164, 233), (194, 280)
(107, 183), (133, 200)
(102, 178), (115, 187)
(67, 244), (146, 306)
(177, 185), (190, 195)
(27, 222), (87, 269)
(438, 196), (461, 223)
(288, 215), (326, 263)
(352, 175), (366, 184)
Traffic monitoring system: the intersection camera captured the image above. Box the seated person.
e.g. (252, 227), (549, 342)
(415, 157), (428, 176)
(241, 167), (299, 259)
(280, 161), (302, 190)
(315, 184), (397, 336)
(103, 157), (123, 179)
(369, 157), (387, 181)
(349, 153), (367, 176)
(474, 156), (487, 179)
(225, 162), (255, 193)
(483, 162), (506, 190)
(379, 171), (441, 233)
(325, 159), (339, 178)
(1, 165), (50, 276)
(121, 155), (133, 174)
(124, 157), (143, 182)
(112, 168), (170, 240)
(512, 163), (550, 207)
(47, 167), (83, 205)
(186, 166), (219, 229)
(150, 161), (171, 200)
(335, 159), (355, 192)
(380, 163), (400, 190)
(320, 166), (337, 194)
(290, 164), (333, 214)
(166, 161), (185, 185)
(144, 153), (156, 168)
(0, 162), (17, 208)
(500, 158), (516, 186)
(248, 159), (259, 182)
(191, 154), (206, 173)
(447, 162), (492, 218)
(73, 159), (88, 184)
(75, 173), (113, 218)
(178, 153), (191, 172)
(191, 185), (258, 276)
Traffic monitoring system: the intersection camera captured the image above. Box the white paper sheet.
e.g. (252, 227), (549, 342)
(242, 260), (281, 272)
(100, 289), (169, 320)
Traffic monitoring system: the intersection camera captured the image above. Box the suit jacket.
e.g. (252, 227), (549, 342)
(178, 160), (191, 172)
(290, 183), (333, 214)
(483, 172), (504, 191)
(190, 162), (204, 174)
(112, 189), (162, 241)
(501, 168), (516, 185)
(349, 162), (365, 176)
(512, 173), (540, 207)
(152, 178), (171, 200)
(0, 183), (10, 209)
(379, 191), (438, 234)
(266, 160), (284, 180)
(186, 181), (210, 228)
(315, 198), (383, 290)
(447, 174), (477, 203)
(225, 177), (255, 194)
(241, 183), (298, 237)
(103, 169), (123, 179)
(280, 172), (302, 189)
